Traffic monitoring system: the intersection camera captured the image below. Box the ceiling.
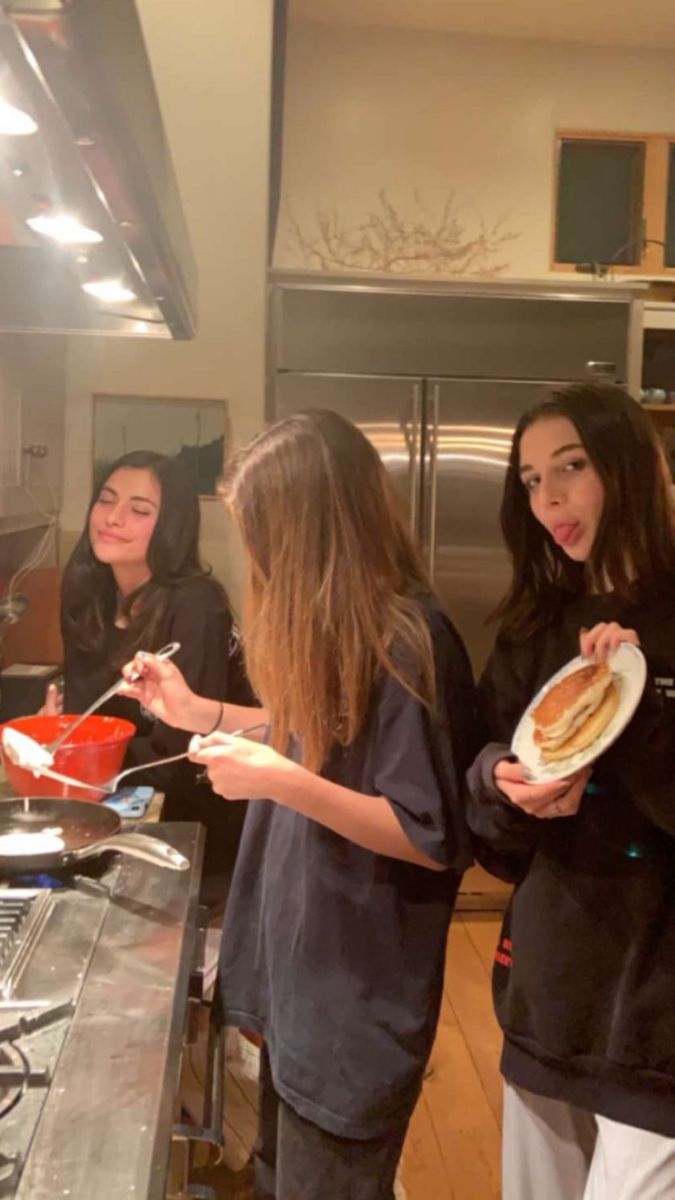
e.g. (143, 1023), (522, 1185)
(289, 0), (675, 52)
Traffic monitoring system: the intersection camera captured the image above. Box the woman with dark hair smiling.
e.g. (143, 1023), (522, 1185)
(466, 384), (675, 1198)
(58, 450), (251, 906)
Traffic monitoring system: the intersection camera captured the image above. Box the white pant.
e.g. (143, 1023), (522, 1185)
(503, 1082), (675, 1200)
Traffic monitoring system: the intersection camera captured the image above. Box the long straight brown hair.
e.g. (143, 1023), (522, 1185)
(221, 410), (435, 770)
(496, 383), (675, 636)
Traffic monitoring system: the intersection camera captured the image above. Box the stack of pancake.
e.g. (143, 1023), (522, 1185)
(532, 661), (620, 764)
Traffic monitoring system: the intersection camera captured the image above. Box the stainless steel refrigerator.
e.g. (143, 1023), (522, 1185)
(268, 273), (642, 674)
(267, 274), (642, 908)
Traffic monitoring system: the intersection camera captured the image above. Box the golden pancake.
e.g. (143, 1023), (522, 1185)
(540, 681), (620, 764)
(533, 660), (611, 731)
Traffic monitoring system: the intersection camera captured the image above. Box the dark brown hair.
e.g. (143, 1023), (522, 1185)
(62, 451), (211, 664)
(496, 383), (675, 636)
(221, 409), (435, 771)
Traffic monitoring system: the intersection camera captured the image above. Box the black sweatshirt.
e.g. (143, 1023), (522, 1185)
(466, 591), (675, 1136)
(63, 575), (254, 902)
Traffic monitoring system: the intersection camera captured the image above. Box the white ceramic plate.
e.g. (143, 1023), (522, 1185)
(511, 643), (647, 782)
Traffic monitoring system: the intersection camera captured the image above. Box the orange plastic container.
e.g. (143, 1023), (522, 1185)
(0, 714), (136, 802)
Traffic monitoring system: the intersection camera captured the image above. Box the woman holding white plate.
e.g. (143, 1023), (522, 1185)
(466, 383), (675, 1200)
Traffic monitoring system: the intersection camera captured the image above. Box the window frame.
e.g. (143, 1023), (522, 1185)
(552, 129), (675, 276)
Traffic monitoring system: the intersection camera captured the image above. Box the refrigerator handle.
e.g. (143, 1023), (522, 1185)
(407, 382), (422, 534)
(427, 383), (440, 579)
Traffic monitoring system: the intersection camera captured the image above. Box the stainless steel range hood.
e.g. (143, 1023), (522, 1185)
(0, 0), (197, 338)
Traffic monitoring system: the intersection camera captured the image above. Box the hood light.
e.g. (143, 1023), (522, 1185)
(26, 212), (103, 245)
(82, 278), (137, 303)
(0, 99), (37, 137)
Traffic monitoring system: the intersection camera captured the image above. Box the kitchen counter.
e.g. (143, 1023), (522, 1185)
(0, 821), (204, 1200)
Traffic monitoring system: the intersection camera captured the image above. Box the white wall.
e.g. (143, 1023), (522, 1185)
(275, 21), (675, 279)
(61, 0), (274, 608)
(0, 334), (65, 523)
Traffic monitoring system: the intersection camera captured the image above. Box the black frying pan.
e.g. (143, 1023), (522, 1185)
(0, 798), (189, 873)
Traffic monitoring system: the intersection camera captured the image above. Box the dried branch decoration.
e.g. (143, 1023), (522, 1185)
(285, 190), (520, 276)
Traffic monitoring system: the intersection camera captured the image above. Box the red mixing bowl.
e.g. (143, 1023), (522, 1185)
(0, 714), (136, 802)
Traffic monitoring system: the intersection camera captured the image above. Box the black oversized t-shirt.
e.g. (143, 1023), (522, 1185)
(219, 600), (477, 1139)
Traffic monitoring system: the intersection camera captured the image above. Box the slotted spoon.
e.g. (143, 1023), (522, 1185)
(23, 721), (268, 796)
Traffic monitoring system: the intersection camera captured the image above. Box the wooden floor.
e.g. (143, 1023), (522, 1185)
(194, 913), (504, 1199)
(399, 914), (503, 1200)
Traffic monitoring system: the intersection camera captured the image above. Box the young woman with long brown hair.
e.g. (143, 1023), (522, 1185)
(466, 383), (675, 1199)
(121, 410), (477, 1200)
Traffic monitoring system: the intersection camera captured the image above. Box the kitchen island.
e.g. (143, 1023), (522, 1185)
(0, 820), (204, 1199)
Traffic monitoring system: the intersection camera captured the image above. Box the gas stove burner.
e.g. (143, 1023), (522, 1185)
(0, 1151), (21, 1197)
(0, 1042), (28, 1122)
(8, 854), (114, 892)
(0, 893), (52, 1000)
(5, 873), (64, 892)
(0, 898), (37, 974)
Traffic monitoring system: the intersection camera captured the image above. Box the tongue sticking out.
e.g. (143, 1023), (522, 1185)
(553, 523), (579, 547)
(1, 727), (55, 773)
